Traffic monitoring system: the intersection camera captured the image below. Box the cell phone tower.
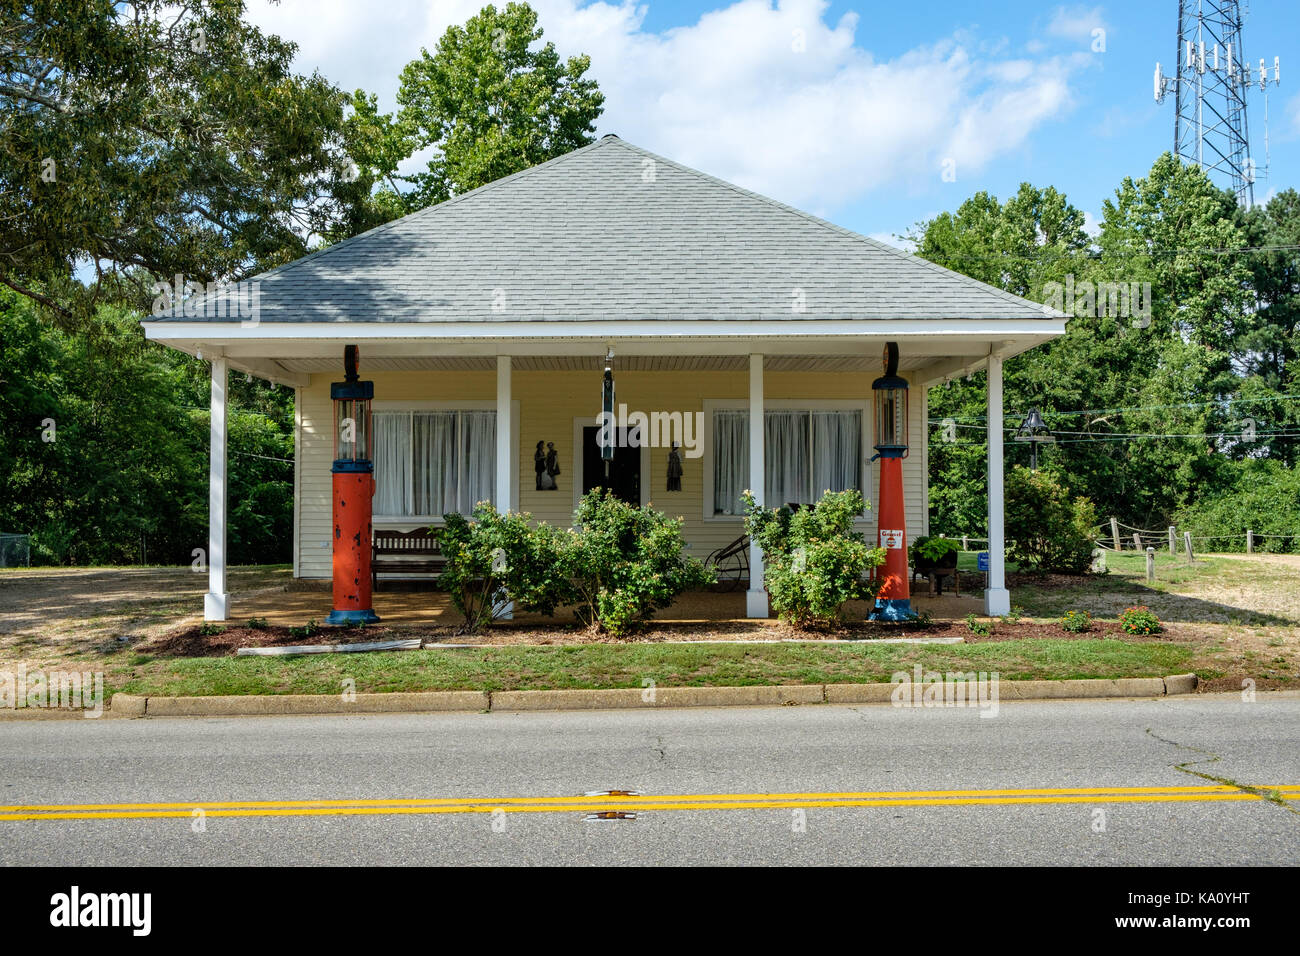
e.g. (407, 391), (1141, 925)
(1153, 0), (1280, 207)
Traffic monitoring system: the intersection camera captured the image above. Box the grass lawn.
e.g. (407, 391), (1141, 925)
(110, 638), (1194, 698)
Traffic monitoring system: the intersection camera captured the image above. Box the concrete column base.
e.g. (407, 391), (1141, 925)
(204, 592), (229, 621)
(745, 589), (770, 618)
(984, 587), (1011, 616)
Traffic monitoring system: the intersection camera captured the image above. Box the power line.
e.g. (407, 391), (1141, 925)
(930, 393), (1300, 422)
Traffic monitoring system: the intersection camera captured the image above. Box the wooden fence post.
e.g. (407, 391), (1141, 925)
(1111, 517), (1121, 551)
(1146, 547), (1155, 583)
(1132, 532), (1142, 551)
(1246, 529), (1254, 554)
(1168, 526), (1177, 555)
(1183, 532), (1195, 563)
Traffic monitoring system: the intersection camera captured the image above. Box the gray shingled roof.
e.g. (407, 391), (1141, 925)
(155, 136), (1062, 324)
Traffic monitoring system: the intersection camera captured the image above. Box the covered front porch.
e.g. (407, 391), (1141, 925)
(143, 328), (1037, 624)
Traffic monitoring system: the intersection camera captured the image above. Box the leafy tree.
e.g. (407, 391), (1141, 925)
(0, 0), (353, 321)
(1235, 188), (1300, 465)
(0, 289), (293, 565)
(913, 154), (1263, 534)
(395, 1), (604, 209)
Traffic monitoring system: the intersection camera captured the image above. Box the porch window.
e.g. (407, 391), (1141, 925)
(372, 410), (496, 518)
(712, 409), (862, 515)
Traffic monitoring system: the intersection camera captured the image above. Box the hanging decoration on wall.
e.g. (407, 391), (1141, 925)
(535, 441), (560, 491)
(666, 441), (683, 492)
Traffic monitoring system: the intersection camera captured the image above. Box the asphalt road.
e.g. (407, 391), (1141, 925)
(1, 694), (1297, 865)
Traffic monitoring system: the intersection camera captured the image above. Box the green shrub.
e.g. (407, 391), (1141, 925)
(288, 619), (320, 639)
(1119, 605), (1163, 635)
(245, 617), (269, 630)
(742, 488), (885, 629)
(556, 489), (714, 637)
(964, 613), (993, 636)
(198, 622), (224, 636)
(1060, 609), (1093, 633)
(1005, 467), (1098, 574)
(1175, 461), (1300, 553)
(438, 504), (568, 633)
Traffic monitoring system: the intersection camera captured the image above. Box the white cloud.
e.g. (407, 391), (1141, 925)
(1285, 93), (1300, 141)
(246, 0), (1084, 212)
(1082, 210), (1101, 238)
(1045, 5), (1108, 44)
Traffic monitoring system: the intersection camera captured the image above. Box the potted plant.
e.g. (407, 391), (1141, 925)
(909, 535), (962, 593)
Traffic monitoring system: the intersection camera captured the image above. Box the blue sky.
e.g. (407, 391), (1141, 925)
(248, 0), (1300, 244)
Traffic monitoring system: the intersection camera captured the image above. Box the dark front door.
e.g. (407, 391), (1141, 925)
(582, 426), (641, 505)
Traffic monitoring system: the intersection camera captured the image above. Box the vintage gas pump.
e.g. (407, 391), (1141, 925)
(326, 345), (379, 625)
(868, 342), (917, 622)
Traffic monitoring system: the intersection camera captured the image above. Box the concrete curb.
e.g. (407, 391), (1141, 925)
(100, 673), (1201, 718)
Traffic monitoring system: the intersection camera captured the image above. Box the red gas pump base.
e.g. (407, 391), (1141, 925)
(868, 454), (917, 622)
(327, 469), (379, 626)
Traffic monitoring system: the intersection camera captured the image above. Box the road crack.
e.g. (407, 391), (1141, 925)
(1145, 727), (1298, 816)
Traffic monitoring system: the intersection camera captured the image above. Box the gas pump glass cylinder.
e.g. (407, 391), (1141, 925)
(875, 386), (908, 451)
(334, 397), (371, 462)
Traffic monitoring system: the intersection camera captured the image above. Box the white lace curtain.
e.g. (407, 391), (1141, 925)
(373, 410), (496, 517)
(713, 409), (861, 515)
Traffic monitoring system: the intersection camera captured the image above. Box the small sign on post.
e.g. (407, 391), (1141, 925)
(1146, 547), (1155, 583)
(977, 551), (990, 572)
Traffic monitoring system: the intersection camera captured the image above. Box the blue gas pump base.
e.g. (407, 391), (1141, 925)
(869, 598), (918, 622)
(326, 608), (381, 626)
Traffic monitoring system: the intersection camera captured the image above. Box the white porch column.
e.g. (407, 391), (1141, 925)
(746, 353), (769, 617)
(494, 355), (514, 619)
(496, 356), (513, 511)
(204, 355), (229, 621)
(985, 354), (1011, 615)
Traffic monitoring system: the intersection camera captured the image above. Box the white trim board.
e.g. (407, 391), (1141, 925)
(143, 318), (1067, 342)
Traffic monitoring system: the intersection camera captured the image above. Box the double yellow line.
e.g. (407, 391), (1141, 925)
(2, 785), (1297, 822)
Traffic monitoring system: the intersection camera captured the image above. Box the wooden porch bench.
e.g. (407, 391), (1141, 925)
(371, 528), (447, 592)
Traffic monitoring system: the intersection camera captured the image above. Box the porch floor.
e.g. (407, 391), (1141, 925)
(238, 586), (985, 628)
